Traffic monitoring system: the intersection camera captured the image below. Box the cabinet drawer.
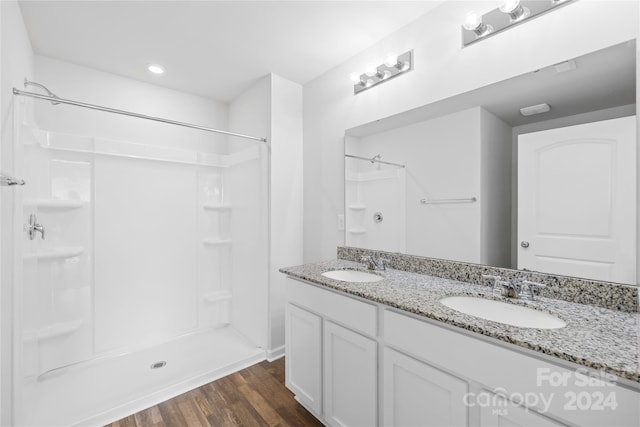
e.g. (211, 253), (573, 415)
(286, 278), (377, 336)
(384, 309), (640, 427)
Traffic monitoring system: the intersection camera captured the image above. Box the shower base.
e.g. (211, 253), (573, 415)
(20, 326), (265, 427)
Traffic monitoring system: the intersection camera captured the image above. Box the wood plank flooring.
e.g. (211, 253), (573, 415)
(105, 358), (323, 427)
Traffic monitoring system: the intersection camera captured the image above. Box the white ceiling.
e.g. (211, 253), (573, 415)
(19, 0), (444, 102)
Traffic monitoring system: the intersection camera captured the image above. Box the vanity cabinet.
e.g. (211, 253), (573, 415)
(285, 277), (640, 427)
(285, 278), (378, 426)
(384, 309), (639, 427)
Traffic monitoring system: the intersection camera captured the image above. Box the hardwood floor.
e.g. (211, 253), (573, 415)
(105, 358), (323, 427)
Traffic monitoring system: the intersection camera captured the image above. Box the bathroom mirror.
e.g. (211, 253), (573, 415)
(344, 40), (637, 285)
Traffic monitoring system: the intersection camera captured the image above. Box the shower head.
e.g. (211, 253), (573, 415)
(24, 79), (60, 105)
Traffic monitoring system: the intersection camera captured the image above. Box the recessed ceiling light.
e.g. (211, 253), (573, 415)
(147, 64), (164, 75)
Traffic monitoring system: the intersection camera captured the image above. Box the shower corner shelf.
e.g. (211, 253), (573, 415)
(24, 246), (85, 261)
(348, 228), (367, 235)
(202, 238), (232, 247)
(347, 204), (367, 211)
(24, 199), (85, 211)
(23, 319), (84, 342)
(203, 291), (232, 303)
(202, 202), (232, 211)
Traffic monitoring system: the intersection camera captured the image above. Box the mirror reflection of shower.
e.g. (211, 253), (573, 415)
(344, 149), (406, 252)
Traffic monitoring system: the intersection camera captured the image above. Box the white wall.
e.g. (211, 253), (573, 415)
(303, 0), (640, 263)
(228, 75), (270, 349)
(480, 108), (512, 267)
(228, 73), (303, 358)
(33, 55), (229, 153)
(268, 74), (302, 357)
(0, 1), (34, 424)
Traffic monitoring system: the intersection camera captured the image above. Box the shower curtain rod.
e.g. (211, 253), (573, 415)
(12, 88), (268, 143)
(345, 154), (405, 168)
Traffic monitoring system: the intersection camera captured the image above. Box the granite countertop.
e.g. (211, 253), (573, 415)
(280, 259), (640, 384)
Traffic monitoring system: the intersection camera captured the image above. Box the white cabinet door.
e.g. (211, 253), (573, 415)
(479, 392), (564, 427)
(518, 116), (636, 284)
(383, 348), (468, 427)
(285, 303), (322, 415)
(324, 321), (377, 427)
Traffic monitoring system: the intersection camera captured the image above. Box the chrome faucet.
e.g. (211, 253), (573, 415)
(482, 275), (545, 300)
(25, 214), (45, 240)
(360, 255), (389, 271)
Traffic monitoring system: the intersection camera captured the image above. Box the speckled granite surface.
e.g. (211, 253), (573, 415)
(338, 246), (640, 313)
(279, 259), (640, 384)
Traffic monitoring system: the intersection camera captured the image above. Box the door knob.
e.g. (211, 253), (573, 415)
(521, 241), (530, 248)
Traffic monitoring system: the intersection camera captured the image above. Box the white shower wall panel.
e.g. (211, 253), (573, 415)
(229, 147), (269, 349)
(20, 142), (94, 377)
(94, 155), (199, 352)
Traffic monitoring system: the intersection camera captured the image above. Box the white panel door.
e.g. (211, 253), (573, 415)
(383, 348), (468, 427)
(324, 321), (377, 427)
(285, 303), (322, 415)
(518, 116), (636, 283)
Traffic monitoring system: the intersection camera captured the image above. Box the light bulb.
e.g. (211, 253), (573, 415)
(377, 69), (392, 80)
(147, 64), (164, 75)
(499, 0), (521, 14)
(349, 72), (361, 84)
(500, 0), (529, 22)
(365, 79), (374, 88)
(462, 11), (492, 37)
(463, 11), (482, 31)
(365, 65), (377, 77)
(384, 54), (398, 68)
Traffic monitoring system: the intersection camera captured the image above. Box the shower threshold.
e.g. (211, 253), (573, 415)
(20, 326), (265, 427)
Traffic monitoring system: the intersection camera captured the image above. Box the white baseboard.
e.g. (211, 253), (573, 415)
(266, 345), (285, 361)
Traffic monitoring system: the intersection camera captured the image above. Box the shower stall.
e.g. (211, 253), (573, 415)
(6, 82), (270, 426)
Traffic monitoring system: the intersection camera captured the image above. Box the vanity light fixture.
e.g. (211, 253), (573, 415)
(350, 50), (413, 95)
(462, 0), (576, 47)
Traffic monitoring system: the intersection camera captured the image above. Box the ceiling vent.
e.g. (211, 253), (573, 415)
(520, 103), (551, 116)
(554, 59), (577, 73)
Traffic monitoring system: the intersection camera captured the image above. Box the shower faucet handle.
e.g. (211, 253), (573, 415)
(25, 213), (45, 240)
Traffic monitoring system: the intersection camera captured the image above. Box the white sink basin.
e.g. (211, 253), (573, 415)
(440, 296), (566, 329)
(321, 269), (383, 283)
